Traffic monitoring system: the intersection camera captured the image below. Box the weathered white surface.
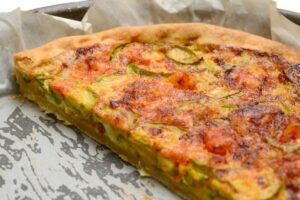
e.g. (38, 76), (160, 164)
(0, 96), (179, 199)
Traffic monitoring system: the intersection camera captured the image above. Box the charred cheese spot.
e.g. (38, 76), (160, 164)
(148, 127), (163, 137)
(230, 104), (285, 137)
(282, 64), (300, 86)
(203, 126), (236, 155)
(279, 117), (300, 143)
(225, 66), (268, 89)
(75, 44), (102, 58)
(168, 72), (197, 90)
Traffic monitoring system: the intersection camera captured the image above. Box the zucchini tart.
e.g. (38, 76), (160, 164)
(14, 23), (300, 200)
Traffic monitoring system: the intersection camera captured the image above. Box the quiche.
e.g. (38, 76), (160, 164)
(13, 23), (300, 200)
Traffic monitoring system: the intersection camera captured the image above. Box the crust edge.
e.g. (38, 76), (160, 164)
(14, 23), (300, 71)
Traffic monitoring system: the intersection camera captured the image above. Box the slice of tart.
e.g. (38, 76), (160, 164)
(14, 23), (300, 200)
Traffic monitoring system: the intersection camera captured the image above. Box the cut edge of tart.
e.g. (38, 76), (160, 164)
(14, 23), (300, 200)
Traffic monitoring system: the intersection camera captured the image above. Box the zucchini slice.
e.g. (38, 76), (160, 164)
(127, 63), (171, 77)
(208, 87), (241, 99)
(166, 46), (201, 65)
(110, 44), (127, 61)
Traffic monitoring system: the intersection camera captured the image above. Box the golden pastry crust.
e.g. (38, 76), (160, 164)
(14, 23), (300, 68)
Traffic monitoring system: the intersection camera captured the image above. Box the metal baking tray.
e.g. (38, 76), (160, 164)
(32, 0), (300, 25)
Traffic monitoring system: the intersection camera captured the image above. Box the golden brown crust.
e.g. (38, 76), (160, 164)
(14, 23), (300, 69)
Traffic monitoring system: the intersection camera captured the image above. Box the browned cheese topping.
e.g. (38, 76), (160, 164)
(31, 42), (300, 197)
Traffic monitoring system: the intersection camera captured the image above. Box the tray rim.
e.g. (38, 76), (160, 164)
(31, 0), (300, 26)
(31, 0), (93, 15)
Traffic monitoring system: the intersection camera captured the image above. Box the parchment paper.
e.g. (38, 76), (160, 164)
(1, 0), (300, 199)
